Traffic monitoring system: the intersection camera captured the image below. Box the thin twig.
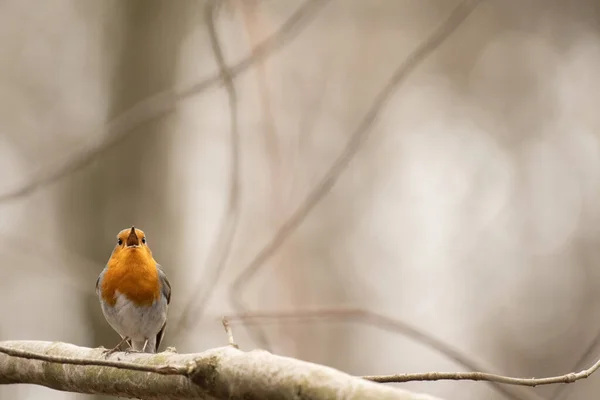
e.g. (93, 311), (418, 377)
(222, 317), (239, 349)
(172, 0), (242, 340)
(229, 0), (485, 351)
(0, 0), (330, 204)
(224, 308), (544, 400)
(363, 358), (600, 386)
(550, 328), (600, 400)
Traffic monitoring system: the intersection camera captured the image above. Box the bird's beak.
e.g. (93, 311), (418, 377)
(126, 226), (139, 247)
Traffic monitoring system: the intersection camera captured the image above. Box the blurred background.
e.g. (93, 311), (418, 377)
(1, 0), (600, 399)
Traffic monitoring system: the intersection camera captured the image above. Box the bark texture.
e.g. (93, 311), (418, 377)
(0, 341), (442, 400)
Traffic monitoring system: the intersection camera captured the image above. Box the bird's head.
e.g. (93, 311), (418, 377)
(111, 226), (153, 259)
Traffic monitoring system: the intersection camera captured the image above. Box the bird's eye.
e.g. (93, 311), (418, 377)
(142, 237), (146, 244)
(117, 238), (123, 245)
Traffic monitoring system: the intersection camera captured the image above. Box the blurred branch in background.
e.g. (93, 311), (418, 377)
(224, 308), (544, 400)
(0, 233), (99, 292)
(173, 0), (241, 339)
(229, 0), (484, 350)
(171, 0), (330, 341)
(0, 0), (330, 205)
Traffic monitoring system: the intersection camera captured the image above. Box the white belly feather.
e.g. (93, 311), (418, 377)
(101, 290), (167, 342)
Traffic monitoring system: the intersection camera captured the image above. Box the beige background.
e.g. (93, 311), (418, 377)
(0, 1), (599, 399)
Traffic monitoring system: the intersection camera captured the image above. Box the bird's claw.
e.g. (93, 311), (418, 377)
(102, 337), (130, 358)
(102, 347), (120, 359)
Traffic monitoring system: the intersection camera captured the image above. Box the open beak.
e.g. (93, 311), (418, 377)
(126, 226), (140, 247)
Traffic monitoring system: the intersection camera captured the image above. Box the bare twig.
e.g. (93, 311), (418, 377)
(550, 329), (600, 400)
(222, 317), (239, 349)
(363, 356), (600, 386)
(172, 0), (242, 340)
(229, 0), (484, 350)
(224, 308), (545, 400)
(0, 0), (330, 204)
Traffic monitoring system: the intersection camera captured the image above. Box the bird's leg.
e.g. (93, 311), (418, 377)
(123, 339), (147, 355)
(102, 336), (129, 358)
(123, 342), (140, 354)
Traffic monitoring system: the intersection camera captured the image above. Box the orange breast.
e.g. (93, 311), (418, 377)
(101, 250), (160, 307)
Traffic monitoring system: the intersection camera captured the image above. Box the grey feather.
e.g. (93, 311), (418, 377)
(157, 264), (171, 304)
(155, 264), (171, 351)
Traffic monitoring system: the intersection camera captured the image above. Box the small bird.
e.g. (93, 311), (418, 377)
(96, 226), (171, 354)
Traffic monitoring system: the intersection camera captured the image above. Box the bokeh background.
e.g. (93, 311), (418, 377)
(1, 1), (600, 399)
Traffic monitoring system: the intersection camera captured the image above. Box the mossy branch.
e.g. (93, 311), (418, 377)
(0, 341), (441, 400)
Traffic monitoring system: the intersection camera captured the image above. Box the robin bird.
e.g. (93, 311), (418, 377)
(96, 226), (171, 354)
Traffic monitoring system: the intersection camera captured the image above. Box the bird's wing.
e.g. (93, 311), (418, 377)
(155, 264), (171, 351)
(157, 264), (171, 305)
(155, 320), (167, 352)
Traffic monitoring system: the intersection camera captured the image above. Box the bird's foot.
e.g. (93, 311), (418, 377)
(102, 346), (121, 358)
(102, 337), (130, 358)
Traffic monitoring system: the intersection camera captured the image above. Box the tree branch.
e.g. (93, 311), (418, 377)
(172, 0), (242, 340)
(229, 0), (484, 350)
(224, 308), (546, 400)
(363, 358), (600, 386)
(0, 0), (330, 204)
(0, 341), (441, 400)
